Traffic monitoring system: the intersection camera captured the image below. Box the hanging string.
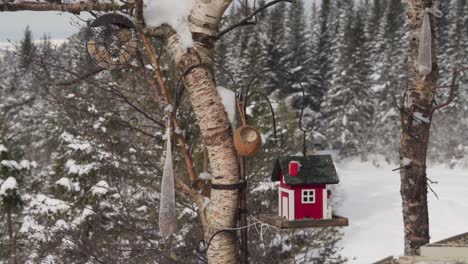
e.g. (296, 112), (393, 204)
(302, 131), (307, 156)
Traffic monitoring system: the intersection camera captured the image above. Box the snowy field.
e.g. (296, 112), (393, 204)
(334, 157), (468, 263)
(0, 42), (13, 57)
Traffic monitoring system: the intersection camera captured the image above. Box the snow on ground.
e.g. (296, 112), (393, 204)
(0, 42), (12, 58)
(334, 157), (468, 263)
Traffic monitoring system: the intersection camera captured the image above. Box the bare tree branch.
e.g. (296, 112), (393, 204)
(215, 0), (292, 40)
(144, 25), (176, 39)
(427, 181), (439, 199)
(54, 68), (104, 86)
(0, 1), (128, 13)
(432, 69), (458, 112)
(140, 33), (198, 183)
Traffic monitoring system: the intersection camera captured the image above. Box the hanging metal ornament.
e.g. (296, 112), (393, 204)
(86, 14), (139, 70)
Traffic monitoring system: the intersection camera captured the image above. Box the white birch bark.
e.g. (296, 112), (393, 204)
(167, 1), (240, 263)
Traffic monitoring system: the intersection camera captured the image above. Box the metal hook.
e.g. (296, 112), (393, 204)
(242, 68), (314, 152)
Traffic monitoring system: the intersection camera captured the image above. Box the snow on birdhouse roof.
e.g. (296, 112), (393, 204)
(271, 155), (339, 186)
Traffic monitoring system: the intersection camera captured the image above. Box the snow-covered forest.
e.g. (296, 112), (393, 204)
(0, 0), (467, 263)
(217, 0), (468, 165)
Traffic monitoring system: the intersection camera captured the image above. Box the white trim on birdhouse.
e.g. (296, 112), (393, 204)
(279, 187), (295, 221)
(301, 189), (315, 204)
(323, 189), (329, 219)
(278, 188), (281, 217)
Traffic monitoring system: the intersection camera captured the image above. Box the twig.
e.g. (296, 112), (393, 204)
(427, 177), (438, 184)
(215, 0), (292, 40)
(392, 165), (410, 171)
(427, 182), (439, 200)
(53, 68), (103, 86)
(0, 1), (126, 13)
(174, 177), (207, 227)
(139, 33), (198, 183)
(431, 66), (468, 113)
(432, 69), (458, 112)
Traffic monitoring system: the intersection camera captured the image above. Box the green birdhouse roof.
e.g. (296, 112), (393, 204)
(271, 155), (339, 186)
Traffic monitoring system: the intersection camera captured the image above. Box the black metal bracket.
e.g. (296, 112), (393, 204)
(239, 208), (248, 214)
(211, 181), (247, 190)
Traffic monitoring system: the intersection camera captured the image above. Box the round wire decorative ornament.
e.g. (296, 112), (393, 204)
(86, 14), (139, 70)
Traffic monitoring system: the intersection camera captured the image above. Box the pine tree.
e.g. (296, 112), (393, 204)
(436, 0), (451, 85)
(284, 0), (310, 93)
(309, 0), (333, 114)
(429, 0), (468, 163)
(370, 0), (407, 158)
(321, 2), (375, 156)
(19, 26), (35, 69)
(0, 140), (34, 263)
(262, 3), (288, 95)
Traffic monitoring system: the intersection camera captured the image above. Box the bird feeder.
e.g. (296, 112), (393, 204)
(86, 14), (139, 70)
(259, 154), (348, 229)
(233, 125), (262, 157)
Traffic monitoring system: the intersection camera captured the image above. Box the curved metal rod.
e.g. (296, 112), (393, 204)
(242, 68), (313, 134)
(213, 63), (240, 97)
(247, 91), (282, 148)
(196, 229), (241, 261)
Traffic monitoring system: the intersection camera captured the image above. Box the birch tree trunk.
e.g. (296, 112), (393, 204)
(168, 1), (240, 263)
(400, 0), (437, 256)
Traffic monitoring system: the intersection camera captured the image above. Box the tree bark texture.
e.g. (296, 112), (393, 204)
(168, 1), (240, 263)
(400, 0), (437, 256)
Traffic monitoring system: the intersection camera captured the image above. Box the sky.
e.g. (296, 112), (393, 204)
(0, 11), (91, 43)
(0, 0), (320, 42)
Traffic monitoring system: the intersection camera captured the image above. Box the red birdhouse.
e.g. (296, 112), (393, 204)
(271, 155), (339, 221)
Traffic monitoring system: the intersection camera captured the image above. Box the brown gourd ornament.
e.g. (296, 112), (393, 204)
(233, 102), (262, 157)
